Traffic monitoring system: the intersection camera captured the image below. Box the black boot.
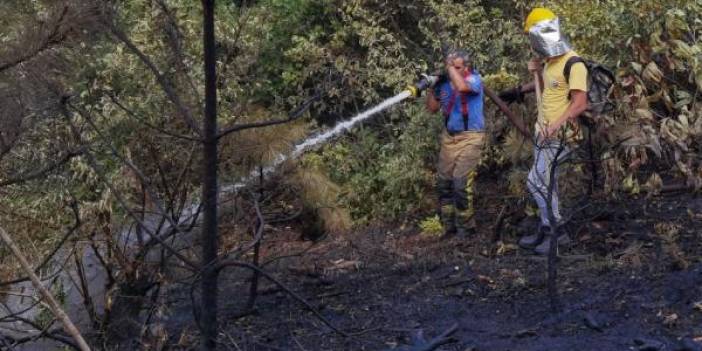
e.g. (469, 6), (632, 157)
(440, 204), (457, 238)
(534, 227), (571, 255)
(437, 178), (456, 238)
(518, 224), (548, 249)
(453, 174), (476, 240)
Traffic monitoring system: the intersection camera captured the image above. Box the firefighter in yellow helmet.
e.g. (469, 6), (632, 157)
(498, 8), (589, 255)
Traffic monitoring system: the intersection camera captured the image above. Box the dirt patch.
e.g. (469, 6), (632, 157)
(165, 193), (702, 351)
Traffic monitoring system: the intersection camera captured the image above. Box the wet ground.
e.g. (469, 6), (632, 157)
(162, 192), (702, 350)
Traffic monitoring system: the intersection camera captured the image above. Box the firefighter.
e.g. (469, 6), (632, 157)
(426, 49), (485, 239)
(499, 8), (589, 254)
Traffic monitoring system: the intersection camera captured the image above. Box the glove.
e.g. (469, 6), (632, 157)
(498, 85), (523, 104)
(414, 74), (439, 92)
(435, 74), (448, 85)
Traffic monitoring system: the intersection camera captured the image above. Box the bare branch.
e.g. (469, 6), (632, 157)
(0, 226), (92, 351)
(232, 191), (266, 256)
(107, 94), (202, 142)
(216, 92), (320, 139)
(154, 0), (202, 106)
(60, 101), (199, 270)
(106, 23), (202, 136)
(0, 299), (81, 350)
(0, 1), (103, 73)
(0, 6), (69, 72)
(0, 200), (81, 287)
(0, 148), (83, 187)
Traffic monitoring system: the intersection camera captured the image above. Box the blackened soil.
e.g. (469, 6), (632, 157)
(170, 193), (702, 351)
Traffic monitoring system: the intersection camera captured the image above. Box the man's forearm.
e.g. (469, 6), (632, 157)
(547, 92), (588, 136)
(426, 93), (440, 113)
(447, 67), (470, 93)
(521, 81), (536, 93)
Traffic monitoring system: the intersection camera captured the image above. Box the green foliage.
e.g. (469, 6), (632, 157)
(314, 103), (440, 222)
(419, 215), (443, 237)
(278, 0), (531, 125)
(3, 0), (702, 242)
(312, 0), (702, 220)
(274, 0), (532, 222)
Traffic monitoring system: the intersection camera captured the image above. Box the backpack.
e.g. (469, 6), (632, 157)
(564, 57), (616, 122)
(564, 57), (615, 194)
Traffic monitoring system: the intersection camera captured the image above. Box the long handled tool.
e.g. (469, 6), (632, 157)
(483, 86), (531, 139)
(533, 69), (545, 139)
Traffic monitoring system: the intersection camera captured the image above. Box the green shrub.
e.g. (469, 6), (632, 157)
(316, 103), (440, 223)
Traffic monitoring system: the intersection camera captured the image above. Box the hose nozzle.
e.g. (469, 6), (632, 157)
(407, 74), (440, 97)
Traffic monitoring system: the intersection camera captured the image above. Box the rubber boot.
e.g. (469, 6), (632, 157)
(455, 209), (476, 239)
(440, 204), (457, 238)
(518, 224), (548, 249)
(534, 227), (571, 255)
(437, 178), (456, 238)
(453, 172), (476, 239)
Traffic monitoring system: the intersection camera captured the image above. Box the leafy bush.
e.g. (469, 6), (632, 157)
(312, 103), (440, 222)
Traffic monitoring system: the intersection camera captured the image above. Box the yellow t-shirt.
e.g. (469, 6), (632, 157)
(536, 51), (588, 138)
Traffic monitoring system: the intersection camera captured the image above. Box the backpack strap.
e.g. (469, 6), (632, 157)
(460, 93), (469, 131)
(461, 72), (471, 131)
(444, 92), (457, 128)
(564, 56), (586, 84)
(443, 91), (470, 131)
(442, 71), (472, 131)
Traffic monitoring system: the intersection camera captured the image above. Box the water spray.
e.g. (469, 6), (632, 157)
(224, 75), (441, 194)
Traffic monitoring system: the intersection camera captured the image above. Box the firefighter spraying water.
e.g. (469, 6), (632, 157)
(225, 72), (446, 193)
(225, 62), (525, 195)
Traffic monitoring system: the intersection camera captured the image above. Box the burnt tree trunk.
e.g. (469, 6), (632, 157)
(200, 0), (219, 350)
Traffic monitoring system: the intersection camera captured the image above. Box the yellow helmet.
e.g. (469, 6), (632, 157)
(524, 7), (557, 32)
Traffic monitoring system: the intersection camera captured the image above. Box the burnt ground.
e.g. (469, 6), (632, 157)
(166, 191), (702, 351)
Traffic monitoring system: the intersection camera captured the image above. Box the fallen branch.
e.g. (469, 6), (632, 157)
(439, 278), (473, 289)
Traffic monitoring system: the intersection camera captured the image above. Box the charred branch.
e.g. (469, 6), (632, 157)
(107, 94), (201, 142)
(60, 101), (199, 271)
(216, 91), (320, 139)
(0, 226), (92, 351)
